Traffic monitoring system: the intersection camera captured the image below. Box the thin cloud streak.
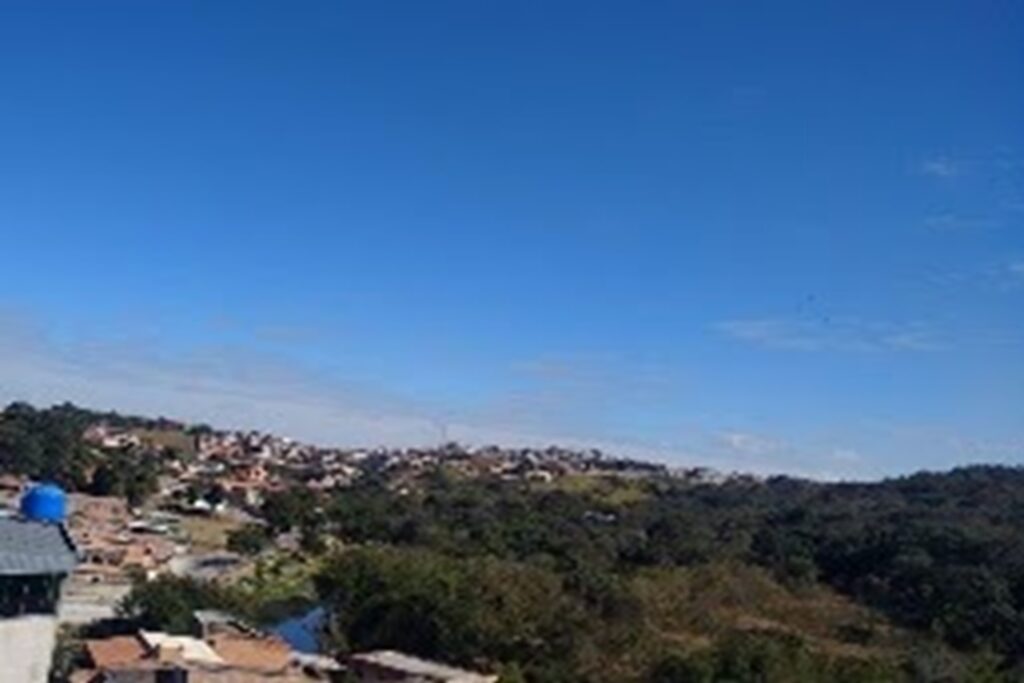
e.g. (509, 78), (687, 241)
(2, 313), (1020, 480)
(924, 214), (1000, 232)
(0, 313), (687, 464)
(919, 157), (961, 179)
(714, 317), (946, 353)
(0, 312), (439, 448)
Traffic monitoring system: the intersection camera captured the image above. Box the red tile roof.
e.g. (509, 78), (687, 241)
(85, 635), (148, 668)
(207, 633), (292, 671)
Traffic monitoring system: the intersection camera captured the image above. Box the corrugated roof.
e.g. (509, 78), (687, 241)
(0, 517), (77, 575)
(348, 650), (498, 682)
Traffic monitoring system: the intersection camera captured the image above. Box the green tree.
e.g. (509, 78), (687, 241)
(227, 524), (271, 556)
(646, 653), (712, 683)
(118, 575), (243, 634)
(262, 487), (316, 534)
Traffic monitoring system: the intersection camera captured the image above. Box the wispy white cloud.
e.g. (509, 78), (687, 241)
(981, 259), (1024, 292)
(469, 353), (681, 438)
(716, 431), (783, 457)
(714, 317), (945, 353)
(830, 448), (863, 465)
(0, 312), (689, 463)
(691, 430), (875, 481)
(923, 256), (1024, 297)
(923, 213), (999, 232)
(947, 435), (1024, 461)
(2, 311), (1020, 480)
(917, 150), (1024, 226)
(919, 156), (961, 179)
(0, 310), (440, 448)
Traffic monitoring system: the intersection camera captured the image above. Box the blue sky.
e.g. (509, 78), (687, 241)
(1, 2), (1021, 478)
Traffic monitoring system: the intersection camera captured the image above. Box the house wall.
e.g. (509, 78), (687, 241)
(0, 574), (65, 683)
(0, 613), (59, 683)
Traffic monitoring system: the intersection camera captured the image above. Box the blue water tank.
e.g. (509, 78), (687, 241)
(20, 483), (67, 523)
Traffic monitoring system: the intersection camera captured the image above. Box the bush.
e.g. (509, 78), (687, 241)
(117, 575), (244, 634)
(227, 524), (271, 556)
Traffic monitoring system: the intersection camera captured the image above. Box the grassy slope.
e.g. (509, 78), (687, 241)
(577, 562), (965, 682)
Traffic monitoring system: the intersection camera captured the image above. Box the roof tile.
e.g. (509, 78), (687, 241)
(0, 517), (77, 575)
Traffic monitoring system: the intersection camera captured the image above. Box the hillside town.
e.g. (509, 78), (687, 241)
(82, 419), (723, 510)
(1, 409), (721, 683)
(3, 401), (1024, 682)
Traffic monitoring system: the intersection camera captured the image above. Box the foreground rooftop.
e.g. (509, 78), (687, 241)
(0, 516), (77, 576)
(347, 650), (498, 683)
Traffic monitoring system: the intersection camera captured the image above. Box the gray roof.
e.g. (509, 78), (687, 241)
(348, 650), (498, 683)
(0, 517), (77, 576)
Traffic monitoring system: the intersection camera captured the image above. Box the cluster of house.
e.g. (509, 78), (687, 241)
(2, 479), (193, 633)
(161, 430), (354, 510)
(4, 424), (740, 599)
(343, 442), (675, 485)
(72, 620), (499, 682)
(82, 424), (146, 450)
(69, 610), (341, 682)
(1, 483), (500, 683)
(3, 478), (179, 585)
(85, 421), (692, 508)
(70, 494), (180, 584)
(0, 417), (756, 683)
(21, 436), (671, 591)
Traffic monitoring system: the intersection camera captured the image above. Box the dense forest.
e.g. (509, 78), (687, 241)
(303, 469), (1024, 681)
(4, 402), (1024, 681)
(0, 401), (175, 505)
(123, 468), (1024, 682)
